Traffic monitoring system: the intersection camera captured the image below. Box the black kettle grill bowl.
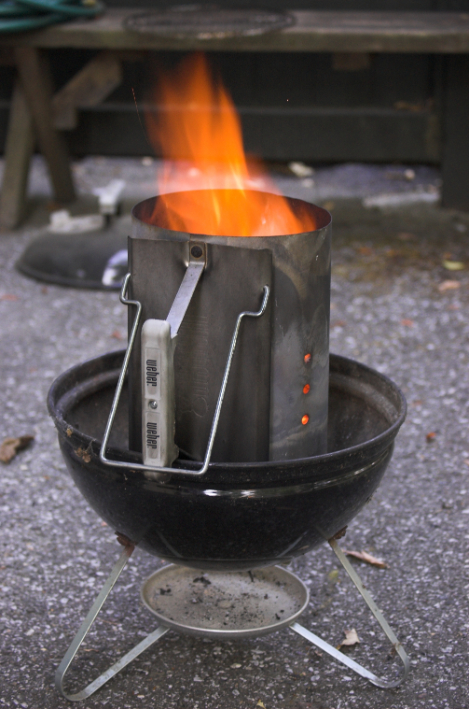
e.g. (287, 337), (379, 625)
(48, 351), (405, 570)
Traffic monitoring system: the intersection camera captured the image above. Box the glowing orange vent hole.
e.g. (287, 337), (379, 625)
(303, 384), (310, 395)
(304, 353), (312, 364)
(302, 414), (309, 425)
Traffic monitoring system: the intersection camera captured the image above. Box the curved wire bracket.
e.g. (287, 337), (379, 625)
(55, 540), (169, 702)
(99, 273), (270, 478)
(55, 535), (409, 700)
(290, 539), (410, 689)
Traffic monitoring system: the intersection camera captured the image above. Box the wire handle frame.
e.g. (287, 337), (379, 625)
(99, 273), (270, 479)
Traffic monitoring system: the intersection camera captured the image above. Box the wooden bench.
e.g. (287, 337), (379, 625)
(1, 9), (469, 228)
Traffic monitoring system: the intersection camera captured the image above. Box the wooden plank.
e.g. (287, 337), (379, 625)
(243, 107), (440, 163)
(67, 104), (440, 163)
(1, 11), (469, 53)
(0, 79), (34, 230)
(441, 55), (469, 210)
(52, 50), (123, 130)
(14, 47), (75, 203)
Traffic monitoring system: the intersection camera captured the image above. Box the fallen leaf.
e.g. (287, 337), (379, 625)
(438, 280), (461, 293)
(0, 294), (19, 301)
(357, 246), (373, 256)
(401, 319), (414, 327)
(426, 431), (436, 442)
(75, 447), (92, 463)
(338, 628), (360, 649)
(288, 161), (314, 178)
(257, 702), (266, 709)
(46, 199), (63, 212)
(394, 101), (425, 112)
(328, 569), (339, 583)
(0, 435), (34, 463)
(343, 549), (389, 568)
(111, 330), (123, 340)
(443, 260), (465, 271)
(331, 320), (346, 329)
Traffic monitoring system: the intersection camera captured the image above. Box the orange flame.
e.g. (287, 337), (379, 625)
(144, 54), (316, 237)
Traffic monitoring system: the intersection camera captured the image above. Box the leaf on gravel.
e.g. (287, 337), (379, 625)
(338, 628), (360, 649)
(257, 701), (266, 709)
(443, 260), (465, 271)
(400, 318), (414, 327)
(0, 435), (34, 463)
(0, 293), (19, 301)
(289, 161), (314, 178)
(438, 280), (461, 293)
(344, 549), (389, 568)
(426, 431), (437, 442)
(357, 246), (374, 256)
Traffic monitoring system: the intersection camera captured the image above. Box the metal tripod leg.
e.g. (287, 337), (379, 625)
(290, 539), (410, 688)
(55, 538), (169, 701)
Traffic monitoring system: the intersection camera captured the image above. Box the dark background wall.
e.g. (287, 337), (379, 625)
(1, 0), (468, 163)
(93, 1), (469, 8)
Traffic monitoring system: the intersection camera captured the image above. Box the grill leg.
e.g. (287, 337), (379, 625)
(290, 539), (410, 689)
(55, 537), (169, 701)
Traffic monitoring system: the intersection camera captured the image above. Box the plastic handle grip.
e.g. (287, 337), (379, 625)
(141, 319), (178, 467)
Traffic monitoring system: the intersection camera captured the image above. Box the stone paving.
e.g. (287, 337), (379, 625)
(0, 158), (468, 709)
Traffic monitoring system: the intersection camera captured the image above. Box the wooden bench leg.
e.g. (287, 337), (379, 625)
(441, 55), (469, 212)
(14, 46), (75, 204)
(0, 78), (35, 230)
(52, 50), (123, 131)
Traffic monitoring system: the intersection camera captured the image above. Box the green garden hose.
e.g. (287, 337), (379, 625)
(0, 0), (104, 33)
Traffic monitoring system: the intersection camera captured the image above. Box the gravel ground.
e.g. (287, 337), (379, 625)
(0, 158), (468, 709)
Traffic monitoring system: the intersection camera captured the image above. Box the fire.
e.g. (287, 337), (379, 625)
(144, 53), (316, 237)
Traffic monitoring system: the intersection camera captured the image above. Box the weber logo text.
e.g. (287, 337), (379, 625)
(146, 421), (159, 450)
(146, 358), (159, 388)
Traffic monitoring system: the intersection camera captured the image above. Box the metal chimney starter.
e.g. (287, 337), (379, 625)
(128, 190), (331, 464)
